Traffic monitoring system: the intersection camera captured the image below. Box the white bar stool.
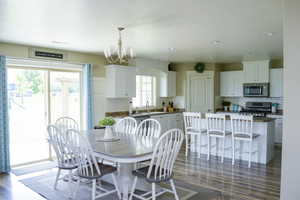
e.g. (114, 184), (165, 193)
(231, 114), (259, 168)
(183, 112), (207, 158)
(206, 113), (232, 163)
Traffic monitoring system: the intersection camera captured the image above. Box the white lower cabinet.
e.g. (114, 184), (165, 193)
(267, 114), (283, 144)
(151, 115), (168, 133)
(275, 119), (283, 144)
(151, 113), (184, 134)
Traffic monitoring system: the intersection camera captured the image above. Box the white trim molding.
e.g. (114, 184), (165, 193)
(6, 57), (83, 71)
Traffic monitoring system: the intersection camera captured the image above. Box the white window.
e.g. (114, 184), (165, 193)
(133, 75), (156, 108)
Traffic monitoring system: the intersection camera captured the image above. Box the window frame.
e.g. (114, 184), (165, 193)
(133, 75), (157, 108)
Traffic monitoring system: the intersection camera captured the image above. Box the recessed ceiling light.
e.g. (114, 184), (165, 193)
(264, 32), (274, 37)
(52, 41), (68, 44)
(211, 40), (222, 47)
(168, 47), (176, 52)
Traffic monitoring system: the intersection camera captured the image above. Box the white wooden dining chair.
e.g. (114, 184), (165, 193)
(206, 113), (232, 163)
(183, 112), (207, 158)
(136, 119), (161, 138)
(129, 128), (184, 200)
(66, 129), (121, 200)
(231, 114), (259, 168)
(47, 125), (77, 192)
(55, 117), (79, 134)
(135, 119), (161, 169)
(115, 117), (137, 134)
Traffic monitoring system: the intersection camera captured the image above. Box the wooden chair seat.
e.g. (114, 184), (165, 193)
(208, 130), (232, 137)
(76, 163), (117, 180)
(234, 133), (259, 139)
(133, 165), (173, 183)
(56, 157), (77, 169)
(186, 128), (207, 134)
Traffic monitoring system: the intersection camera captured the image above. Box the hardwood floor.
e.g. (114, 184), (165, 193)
(173, 148), (281, 200)
(0, 148), (281, 200)
(0, 173), (45, 200)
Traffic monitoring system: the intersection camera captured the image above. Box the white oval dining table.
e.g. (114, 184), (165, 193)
(81, 129), (159, 200)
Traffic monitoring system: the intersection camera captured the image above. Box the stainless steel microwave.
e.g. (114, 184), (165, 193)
(243, 83), (269, 97)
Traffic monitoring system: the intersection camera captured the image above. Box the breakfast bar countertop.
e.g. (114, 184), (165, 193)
(226, 116), (275, 122)
(216, 111), (276, 122)
(105, 109), (184, 118)
(105, 109), (275, 122)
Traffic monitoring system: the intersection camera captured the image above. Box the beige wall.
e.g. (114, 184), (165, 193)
(0, 42), (107, 77)
(219, 59), (284, 71)
(171, 62), (221, 110)
(171, 62), (217, 96)
(281, 0), (300, 199)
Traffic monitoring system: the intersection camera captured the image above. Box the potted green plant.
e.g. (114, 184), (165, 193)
(222, 101), (231, 111)
(99, 117), (116, 140)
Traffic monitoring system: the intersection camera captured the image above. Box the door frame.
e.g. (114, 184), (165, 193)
(185, 70), (215, 112)
(7, 66), (83, 166)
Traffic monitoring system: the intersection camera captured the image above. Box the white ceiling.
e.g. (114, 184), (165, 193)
(0, 0), (283, 62)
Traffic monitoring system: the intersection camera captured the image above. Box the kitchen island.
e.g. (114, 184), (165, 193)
(190, 116), (275, 164)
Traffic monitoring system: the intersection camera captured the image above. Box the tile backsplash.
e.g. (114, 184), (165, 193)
(222, 97), (283, 110)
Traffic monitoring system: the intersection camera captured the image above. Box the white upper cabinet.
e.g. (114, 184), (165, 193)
(220, 71), (243, 97)
(243, 60), (270, 83)
(160, 71), (176, 97)
(105, 65), (136, 98)
(270, 68), (283, 97)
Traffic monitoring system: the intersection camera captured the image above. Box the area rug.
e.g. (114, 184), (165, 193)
(19, 169), (228, 200)
(12, 161), (57, 176)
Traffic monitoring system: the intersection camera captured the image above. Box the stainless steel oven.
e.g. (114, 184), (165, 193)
(243, 83), (269, 97)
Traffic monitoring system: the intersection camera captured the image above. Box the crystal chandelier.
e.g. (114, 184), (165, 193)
(104, 27), (134, 65)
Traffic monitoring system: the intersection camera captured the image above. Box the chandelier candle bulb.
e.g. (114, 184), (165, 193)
(104, 27), (135, 65)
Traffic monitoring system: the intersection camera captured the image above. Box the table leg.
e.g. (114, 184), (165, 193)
(118, 163), (133, 200)
(117, 163), (162, 200)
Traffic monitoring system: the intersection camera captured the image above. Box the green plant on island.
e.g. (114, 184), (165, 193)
(222, 101), (231, 107)
(99, 117), (116, 127)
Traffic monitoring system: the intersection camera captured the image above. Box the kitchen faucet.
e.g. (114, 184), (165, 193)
(146, 100), (150, 112)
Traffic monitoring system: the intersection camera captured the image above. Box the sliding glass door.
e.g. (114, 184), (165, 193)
(49, 71), (81, 126)
(8, 68), (49, 166)
(8, 67), (82, 166)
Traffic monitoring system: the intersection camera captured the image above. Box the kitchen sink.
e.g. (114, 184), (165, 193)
(130, 111), (166, 117)
(147, 112), (166, 115)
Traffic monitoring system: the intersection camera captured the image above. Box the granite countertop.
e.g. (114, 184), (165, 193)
(217, 109), (283, 116)
(106, 109), (185, 118)
(105, 109), (274, 122)
(216, 110), (278, 122)
(130, 111), (183, 117)
(221, 114), (275, 122)
(249, 117), (275, 122)
(267, 110), (283, 116)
